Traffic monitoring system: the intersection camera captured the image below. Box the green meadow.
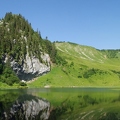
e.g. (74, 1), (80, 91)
(28, 42), (120, 88)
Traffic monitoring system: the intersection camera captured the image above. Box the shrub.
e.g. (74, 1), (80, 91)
(19, 82), (27, 86)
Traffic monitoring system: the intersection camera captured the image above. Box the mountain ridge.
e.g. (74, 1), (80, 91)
(0, 12), (120, 87)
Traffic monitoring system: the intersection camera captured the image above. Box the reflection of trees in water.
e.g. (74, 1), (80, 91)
(0, 91), (21, 117)
(49, 94), (120, 120)
(99, 112), (120, 120)
(0, 91), (50, 120)
(49, 98), (74, 120)
(1, 90), (120, 120)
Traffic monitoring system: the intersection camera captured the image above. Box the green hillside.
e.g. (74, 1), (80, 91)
(28, 42), (120, 87)
(0, 12), (120, 88)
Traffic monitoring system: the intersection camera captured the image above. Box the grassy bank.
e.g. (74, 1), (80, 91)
(27, 66), (120, 88)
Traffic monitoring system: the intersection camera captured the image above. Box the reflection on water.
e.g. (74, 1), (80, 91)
(0, 88), (120, 120)
(0, 90), (50, 120)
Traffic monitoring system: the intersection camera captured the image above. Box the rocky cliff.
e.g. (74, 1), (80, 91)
(3, 53), (51, 81)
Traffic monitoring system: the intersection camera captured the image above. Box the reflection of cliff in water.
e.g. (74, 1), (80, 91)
(0, 93), (50, 120)
(1, 88), (120, 120)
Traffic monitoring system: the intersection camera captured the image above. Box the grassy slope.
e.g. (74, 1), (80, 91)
(0, 82), (20, 89)
(28, 42), (120, 87)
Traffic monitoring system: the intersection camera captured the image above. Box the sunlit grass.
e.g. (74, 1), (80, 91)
(28, 42), (120, 88)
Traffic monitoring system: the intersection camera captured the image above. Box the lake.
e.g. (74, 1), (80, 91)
(0, 87), (120, 120)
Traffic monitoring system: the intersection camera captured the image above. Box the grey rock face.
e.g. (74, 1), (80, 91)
(2, 95), (50, 120)
(3, 53), (51, 81)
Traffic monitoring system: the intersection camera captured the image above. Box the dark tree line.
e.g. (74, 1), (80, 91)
(100, 49), (120, 58)
(0, 12), (60, 63)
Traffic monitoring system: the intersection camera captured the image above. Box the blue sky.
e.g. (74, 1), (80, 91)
(0, 0), (120, 49)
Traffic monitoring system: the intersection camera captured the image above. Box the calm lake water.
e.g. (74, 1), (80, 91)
(0, 87), (120, 120)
